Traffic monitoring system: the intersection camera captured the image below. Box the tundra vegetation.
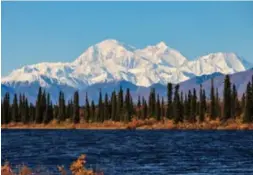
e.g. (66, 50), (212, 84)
(1, 154), (103, 175)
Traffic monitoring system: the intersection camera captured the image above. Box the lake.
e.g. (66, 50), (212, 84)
(1, 130), (253, 175)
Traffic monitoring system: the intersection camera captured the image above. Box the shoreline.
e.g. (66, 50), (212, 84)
(2, 118), (253, 130)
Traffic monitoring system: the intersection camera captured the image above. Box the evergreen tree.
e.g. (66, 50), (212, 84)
(215, 88), (220, 118)
(156, 94), (161, 121)
(167, 83), (173, 119)
(12, 94), (18, 122)
(35, 87), (42, 123)
(231, 84), (240, 118)
(29, 103), (35, 122)
(148, 88), (156, 117)
(117, 88), (123, 121)
(111, 91), (117, 121)
(18, 94), (22, 122)
(199, 85), (204, 122)
(85, 93), (90, 122)
(210, 78), (216, 119)
(243, 82), (252, 123)
(223, 75), (231, 121)
(161, 97), (165, 118)
(190, 88), (197, 122)
(43, 93), (51, 124)
(184, 94), (188, 121)
(2, 93), (11, 124)
(66, 100), (73, 120)
(73, 91), (80, 123)
(179, 92), (184, 122)
(137, 95), (141, 119)
(119, 86), (124, 108)
(173, 84), (181, 123)
(20, 94), (25, 123)
(97, 90), (104, 122)
(58, 91), (66, 122)
(104, 93), (109, 121)
(241, 93), (246, 112)
(91, 100), (96, 122)
(203, 89), (206, 113)
(142, 97), (148, 120)
(22, 97), (29, 124)
(124, 88), (132, 122)
(186, 90), (192, 121)
(1, 100), (3, 124)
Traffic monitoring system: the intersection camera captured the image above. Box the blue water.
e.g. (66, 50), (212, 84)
(1, 130), (253, 175)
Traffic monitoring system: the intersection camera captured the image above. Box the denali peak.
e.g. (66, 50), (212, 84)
(2, 39), (252, 88)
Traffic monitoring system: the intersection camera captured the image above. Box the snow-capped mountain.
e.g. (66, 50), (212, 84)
(2, 39), (252, 90)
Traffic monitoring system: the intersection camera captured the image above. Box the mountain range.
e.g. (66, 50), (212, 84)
(2, 39), (253, 104)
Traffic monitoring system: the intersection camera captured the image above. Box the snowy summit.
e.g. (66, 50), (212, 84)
(2, 39), (252, 89)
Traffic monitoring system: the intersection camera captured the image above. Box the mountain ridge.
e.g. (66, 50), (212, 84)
(2, 39), (253, 104)
(3, 39), (252, 88)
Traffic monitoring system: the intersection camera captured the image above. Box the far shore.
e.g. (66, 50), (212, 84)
(2, 118), (253, 130)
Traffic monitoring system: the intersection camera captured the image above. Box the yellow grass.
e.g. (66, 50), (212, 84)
(2, 117), (253, 130)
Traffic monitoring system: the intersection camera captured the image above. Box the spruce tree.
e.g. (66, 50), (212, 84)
(29, 103), (35, 122)
(35, 87), (42, 123)
(91, 100), (96, 122)
(21, 94), (26, 123)
(97, 90), (104, 122)
(167, 83), (173, 119)
(243, 82), (252, 123)
(186, 90), (192, 121)
(58, 91), (66, 122)
(23, 97), (29, 124)
(241, 93), (246, 113)
(183, 94), (188, 121)
(119, 86), (124, 108)
(156, 94), (161, 121)
(190, 88), (197, 122)
(104, 93), (109, 121)
(12, 94), (18, 122)
(137, 96), (141, 119)
(173, 84), (181, 123)
(179, 92), (184, 122)
(161, 97), (165, 118)
(148, 88), (156, 117)
(43, 93), (51, 124)
(73, 91), (80, 123)
(199, 85), (204, 122)
(111, 91), (117, 121)
(2, 93), (10, 124)
(223, 75), (231, 121)
(18, 94), (22, 122)
(117, 89), (123, 121)
(210, 78), (216, 119)
(1, 100), (3, 124)
(203, 89), (206, 114)
(215, 88), (220, 118)
(231, 84), (239, 118)
(124, 88), (132, 122)
(85, 93), (90, 122)
(142, 97), (148, 120)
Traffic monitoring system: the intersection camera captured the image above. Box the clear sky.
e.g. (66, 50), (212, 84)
(2, 2), (253, 76)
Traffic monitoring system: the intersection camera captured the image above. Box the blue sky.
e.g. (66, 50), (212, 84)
(2, 2), (253, 76)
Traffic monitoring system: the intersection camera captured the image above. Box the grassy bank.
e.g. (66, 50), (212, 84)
(2, 117), (253, 130)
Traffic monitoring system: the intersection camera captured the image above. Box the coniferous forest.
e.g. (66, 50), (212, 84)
(2, 75), (253, 126)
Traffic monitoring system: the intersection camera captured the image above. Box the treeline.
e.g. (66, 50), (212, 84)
(2, 75), (253, 125)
